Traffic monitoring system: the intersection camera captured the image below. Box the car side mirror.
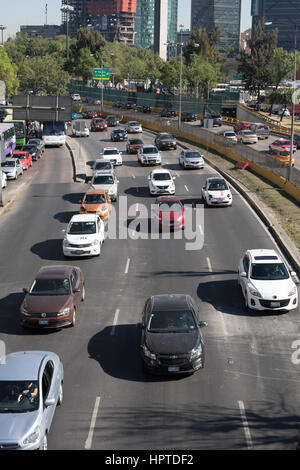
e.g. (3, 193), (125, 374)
(240, 271), (247, 277)
(173, 176), (176, 180)
(199, 321), (208, 328)
(290, 271), (296, 277)
(23, 287), (29, 293)
(44, 397), (56, 407)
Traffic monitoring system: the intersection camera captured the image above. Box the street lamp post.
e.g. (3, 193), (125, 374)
(0, 26), (7, 46)
(265, 21), (298, 182)
(60, 5), (74, 60)
(178, 42), (183, 130)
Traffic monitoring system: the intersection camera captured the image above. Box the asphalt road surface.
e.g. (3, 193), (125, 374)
(0, 123), (299, 450)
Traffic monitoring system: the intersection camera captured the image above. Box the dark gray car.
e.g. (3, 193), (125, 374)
(27, 138), (45, 154)
(137, 294), (207, 375)
(21, 144), (41, 161)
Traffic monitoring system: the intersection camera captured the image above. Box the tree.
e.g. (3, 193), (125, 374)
(18, 55), (69, 94)
(237, 18), (278, 107)
(186, 53), (218, 98)
(0, 47), (19, 96)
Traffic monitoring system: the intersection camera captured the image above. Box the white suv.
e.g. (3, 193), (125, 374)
(238, 249), (298, 311)
(90, 170), (119, 201)
(138, 145), (161, 166)
(63, 214), (105, 257)
(148, 169), (176, 195)
(101, 148), (122, 166)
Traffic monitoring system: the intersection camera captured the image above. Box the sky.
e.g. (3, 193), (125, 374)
(3, 0), (252, 40)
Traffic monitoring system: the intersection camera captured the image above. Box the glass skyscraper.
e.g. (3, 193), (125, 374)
(191, 0), (241, 51)
(135, 0), (178, 54)
(251, 0), (300, 51)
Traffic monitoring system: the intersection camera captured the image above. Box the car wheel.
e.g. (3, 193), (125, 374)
(57, 382), (63, 406)
(70, 308), (76, 327)
(15, 173), (18, 180)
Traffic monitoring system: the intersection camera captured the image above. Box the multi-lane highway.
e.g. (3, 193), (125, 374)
(0, 122), (299, 450)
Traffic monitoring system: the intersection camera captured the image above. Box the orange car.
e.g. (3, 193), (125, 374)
(268, 148), (295, 166)
(79, 189), (111, 220)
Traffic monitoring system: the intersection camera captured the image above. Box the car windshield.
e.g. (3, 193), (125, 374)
(158, 202), (182, 212)
(84, 194), (106, 204)
(143, 147), (158, 154)
(93, 175), (114, 185)
(130, 140), (142, 145)
(147, 310), (197, 333)
(207, 180), (228, 190)
(12, 154), (25, 159)
(243, 131), (254, 135)
(103, 150), (118, 155)
(225, 132), (235, 137)
(0, 381), (39, 413)
(68, 221), (96, 234)
(29, 278), (71, 295)
(160, 134), (173, 139)
(130, 122), (139, 126)
(1, 161), (15, 167)
(95, 161), (112, 170)
(153, 173), (171, 181)
(250, 263), (289, 280)
(115, 130), (124, 134)
(185, 151), (201, 159)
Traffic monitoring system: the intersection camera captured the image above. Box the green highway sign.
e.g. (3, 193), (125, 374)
(93, 68), (110, 80)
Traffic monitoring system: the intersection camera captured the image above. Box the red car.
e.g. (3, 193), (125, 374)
(126, 138), (143, 154)
(233, 121), (252, 133)
(91, 118), (108, 132)
(269, 138), (296, 153)
(12, 151), (32, 170)
(153, 196), (185, 231)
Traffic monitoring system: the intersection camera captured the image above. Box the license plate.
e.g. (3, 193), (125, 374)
(168, 366), (179, 372)
(38, 320), (48, 325)
(270, 302), (280, 307)
(71, 250), (85, 255)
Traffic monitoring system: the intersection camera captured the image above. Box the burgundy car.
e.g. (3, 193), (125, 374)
(91, 118), (108, 132)
(20, 265), (85, 329)
(153, 196), (185, 231)
(126, 138), (143, 154)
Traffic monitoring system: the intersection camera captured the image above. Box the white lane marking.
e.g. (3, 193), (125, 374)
(238, 400), (253, 449)
(110, 308), (120, 336)
(206, 256), (212, 272)
(85, 396), (101, 450)
(184, 185), (189, 192)
(124, 257), (131, 274)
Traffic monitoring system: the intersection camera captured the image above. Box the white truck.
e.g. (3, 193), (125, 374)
(72, 120), (90, 137)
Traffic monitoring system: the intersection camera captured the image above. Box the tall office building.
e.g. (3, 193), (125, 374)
(135, 0), (178, 58)
(191, 0), (241, 51)
(61, 0), (137, 44)
(251, 0), (300, 51)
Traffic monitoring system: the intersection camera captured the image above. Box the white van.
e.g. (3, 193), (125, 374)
(72, 120), (90, 137)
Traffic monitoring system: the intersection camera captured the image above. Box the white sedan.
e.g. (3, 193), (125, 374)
(148, 169), (176, 196)
(236, 130), (258, 144)
(62, 214), (105, 257)
(202, 177), (232, 207)
(101, 148), (122, 166)
(238, 249), (298, 311)
(126, 121), (142, 133)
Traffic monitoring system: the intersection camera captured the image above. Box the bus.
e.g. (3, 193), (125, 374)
(5, 120), (26, 147)
(41, 121), (66, 147)
(0, 123), (16, 156)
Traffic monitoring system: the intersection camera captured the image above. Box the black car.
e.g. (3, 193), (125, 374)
(27, 138), (45, 154)
(113, 101), (123, 108)
(155, 132), (177, 150)
(137, 294), (207, 375)
(106, 115), (119, 127)
(123, 101), (136, 110)
(21, 144), (41, 161)
(111, 128), (127, 142)
(160, 108), (177, 118)
(138, 105), (151, 113)
(293, 134), (300, 149)
(181, 112), (197, 122)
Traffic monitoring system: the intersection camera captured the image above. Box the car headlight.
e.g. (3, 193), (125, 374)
(101, 206), (108, 213)
(63, 238), (69, 247)
(247, 283), (262, 298)
(288, 286), (297, 297)
(142, 344), (157, 360)
(189, 343), (202, 360)
(23, 427), (40, 445)
(57, 307), (70, 317)
(93, 239), (100, 245)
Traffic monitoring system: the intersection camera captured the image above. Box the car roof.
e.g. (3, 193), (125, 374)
(84, 189), (108, 195)
(246, 249), (282, 263)
(151, 168), (171, 174)
(0, 351), (57, 381)
(36, 264), (75, 278)
(151, 294), (193, 312)
(70, 213), (99, 222)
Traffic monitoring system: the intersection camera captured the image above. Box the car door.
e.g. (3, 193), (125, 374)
(97, 216), (104, 244)
(179, 151), (183, 165)
(41, 359), (57, 434)
(71, 270), (81, 309)
(239, 254), (250, 296)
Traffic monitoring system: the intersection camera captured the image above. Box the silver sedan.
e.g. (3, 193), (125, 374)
(0, 350), (63, 450)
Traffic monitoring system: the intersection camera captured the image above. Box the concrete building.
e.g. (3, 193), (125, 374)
(20, 25), (62, 39)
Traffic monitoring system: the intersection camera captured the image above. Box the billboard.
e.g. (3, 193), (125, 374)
(12, 95), (72, 121)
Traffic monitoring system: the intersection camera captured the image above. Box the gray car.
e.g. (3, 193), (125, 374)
(1, 159), (23, 180)
(0, 350), (63, 450)
(27, 138), (45, 154)
(90, 170), (119, 201)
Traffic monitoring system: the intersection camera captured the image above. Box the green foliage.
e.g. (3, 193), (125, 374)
(18, 55), (70, 94)
(0, 47), (19, 96)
